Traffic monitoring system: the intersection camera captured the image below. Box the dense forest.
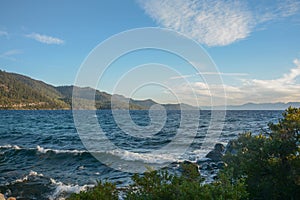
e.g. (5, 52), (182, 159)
(0, 70), (69, 109)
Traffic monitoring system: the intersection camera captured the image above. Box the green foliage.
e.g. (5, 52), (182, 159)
(223, 107), (300, 199)
(206, 170), (249, 200)
(126, 162), (248, 200)
(67, 163), (248, 200)
(67, 181), (118, 200)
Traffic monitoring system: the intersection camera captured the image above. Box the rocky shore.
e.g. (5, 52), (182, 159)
(166, 142), (232, 184)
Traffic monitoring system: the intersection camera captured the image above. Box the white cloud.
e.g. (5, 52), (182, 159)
(167, 59), (300, 106)
(0, 49), (23, 61)
(241, 59), (300, 103)
(170, 72), (248, 80)
(25, 33), (64, 45)
(138, 0), (300, 46)
(0, 30), (8, 37)
(253, 0), (300, 23)
(276, 0), (300, 18)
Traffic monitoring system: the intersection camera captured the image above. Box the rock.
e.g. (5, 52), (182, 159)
(214, 143), (225, 152)
(206, 150), (223, 162)
(225, 140), (238, 154)
(196, 157), (211, 165)
(205, 143), (225, 162)
(217, 161), (225, 169)
(0, 193), (5, 200)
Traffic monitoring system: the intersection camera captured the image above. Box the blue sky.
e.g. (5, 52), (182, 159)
(0, 0), (300, 106)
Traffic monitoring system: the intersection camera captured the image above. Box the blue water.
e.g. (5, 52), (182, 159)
(0, 110), (283, 199)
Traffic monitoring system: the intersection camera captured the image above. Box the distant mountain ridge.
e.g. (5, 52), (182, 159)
(201, 102), (300, 110)
(0, 70), (196, 110)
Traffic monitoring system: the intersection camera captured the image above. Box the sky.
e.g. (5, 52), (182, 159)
(0, 0), (300, 106)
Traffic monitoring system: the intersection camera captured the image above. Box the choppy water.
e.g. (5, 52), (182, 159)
(0, 110), (282, 199)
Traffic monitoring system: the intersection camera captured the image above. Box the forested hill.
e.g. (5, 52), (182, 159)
(0, 70), (69, 109)
(0, 70), (196, 110)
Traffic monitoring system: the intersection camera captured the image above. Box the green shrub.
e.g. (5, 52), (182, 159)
(126, 162), (248, 200)
(67, 181), (118, 200)
(66, 163), (247, 200)
(223, 107), (300, 199)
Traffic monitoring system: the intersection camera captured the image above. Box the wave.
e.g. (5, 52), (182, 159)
(0, 144), (21, 150)
(13, 170), (44, 184)
(0, 144), (212, 165)
(36, 145), (87, 154)
(1, 144), (189, 164)
(2, 169), (94, 200)
(107, 149), (179, 164)
(0, 144), (87, 154)
(49, 178), (94, 200)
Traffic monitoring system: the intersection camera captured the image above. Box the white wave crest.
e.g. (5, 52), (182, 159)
(0, 144), (21, 150)
(36, 145), (86, 154)
(49, 178), (94, 200)
(108, 149), (178, 164)
(14, 170), (44, 183)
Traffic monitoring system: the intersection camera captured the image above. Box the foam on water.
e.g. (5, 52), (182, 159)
(13, 170), (44, 184)
(1, 144), (87, 154)
(36, 145), (87, 154)
(49, 178), (94, 200)
(0, 144), (21, 150)
(1, 144), (182, 165)
(108, 149), (179, 164)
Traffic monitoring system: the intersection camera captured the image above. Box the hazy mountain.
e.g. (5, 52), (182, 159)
(201, 102), (300, 110)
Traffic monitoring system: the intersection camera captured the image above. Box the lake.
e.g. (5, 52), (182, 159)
(0, 110), (283, 199)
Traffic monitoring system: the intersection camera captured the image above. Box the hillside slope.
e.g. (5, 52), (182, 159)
(0, 70), (69, 109)
(0, 70), (196, 110)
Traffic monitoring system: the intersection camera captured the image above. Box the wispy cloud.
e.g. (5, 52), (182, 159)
(272, 0), (300, 18)
(0, 30), (8, 37)
(0, 49), (23, 61)
(25, 33), (64, 45)
(137, 0), (300, 46)
(167, 58), (300, 106)
(253, 0), (300, 23)
(170, 72), (248, 80)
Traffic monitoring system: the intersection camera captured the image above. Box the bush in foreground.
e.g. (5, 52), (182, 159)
(67, 181), (118, 200)
(67, 163), (248, 200)
(223, 107), (300, 199)
(126, 164), (247, 200)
